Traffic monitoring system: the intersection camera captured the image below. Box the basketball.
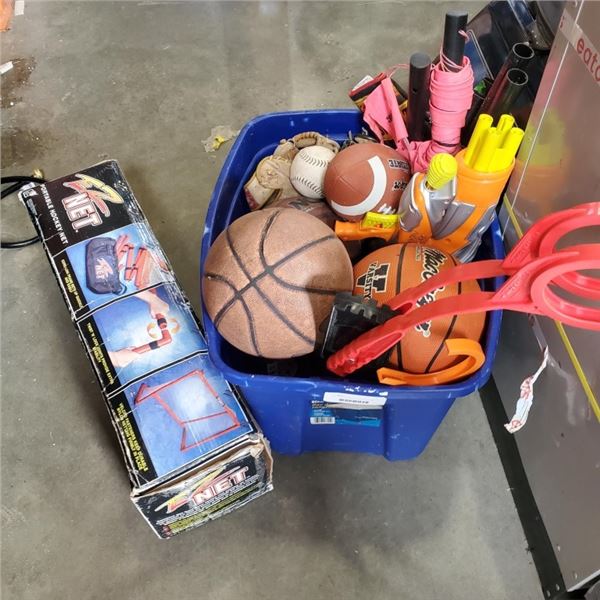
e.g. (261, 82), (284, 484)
(352, 243), (485, 374)
(203, 208), (353, 359)
(323, 142), (411, 222)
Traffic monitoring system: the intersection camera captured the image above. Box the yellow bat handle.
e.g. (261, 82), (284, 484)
(497, 114), (516, 145)
(503, 127), (525, 160)
(473, 127), (502, 172)
(464, 113), (493, 167)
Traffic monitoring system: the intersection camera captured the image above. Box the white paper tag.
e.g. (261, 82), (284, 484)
(14, 0), (25, 16)
(322, 391), (387, 407)
(505, 347), (549, 434)
(352, 75), (374, 91)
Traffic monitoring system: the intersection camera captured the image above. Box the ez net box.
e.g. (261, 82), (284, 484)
(22, 160), (273, 538)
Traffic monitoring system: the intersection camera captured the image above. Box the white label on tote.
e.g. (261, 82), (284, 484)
(322, 392), (387, 408)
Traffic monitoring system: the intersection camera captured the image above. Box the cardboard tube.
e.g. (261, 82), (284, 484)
(478, 43), (534, 117)
(487, 68), (529, 120)
(484, 43), (533, 106)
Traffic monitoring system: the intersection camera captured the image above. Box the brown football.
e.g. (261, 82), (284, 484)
(324, 142), (411, 222)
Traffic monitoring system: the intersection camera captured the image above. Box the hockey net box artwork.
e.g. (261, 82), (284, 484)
(22, 160), (273, 538)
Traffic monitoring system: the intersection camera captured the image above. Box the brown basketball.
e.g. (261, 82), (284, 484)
(203, 208), (353, 359)
(352, 243), (485, 374)
(323, 142), (411, 222)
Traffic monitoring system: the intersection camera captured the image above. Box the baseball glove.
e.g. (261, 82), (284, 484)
(245, 131), (339, 211)
(244, 155), (297, 210)
(273, 131), (340, 161)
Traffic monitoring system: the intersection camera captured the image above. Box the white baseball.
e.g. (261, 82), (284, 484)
(290, 146), (335, 199)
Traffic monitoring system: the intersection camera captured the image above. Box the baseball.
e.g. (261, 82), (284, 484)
(290, 146), (335, 199)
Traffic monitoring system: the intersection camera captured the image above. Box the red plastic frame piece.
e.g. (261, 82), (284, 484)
(328, 203), (600, 377)
(133, 369), (241, 451)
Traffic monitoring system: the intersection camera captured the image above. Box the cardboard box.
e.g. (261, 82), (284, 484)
(22, 160), (273, 538)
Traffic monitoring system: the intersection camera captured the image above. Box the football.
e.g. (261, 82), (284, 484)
(323, 142), (411, 221)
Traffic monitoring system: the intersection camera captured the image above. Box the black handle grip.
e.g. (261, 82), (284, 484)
(486, 68), (529, 120)
(477, 43), (534, 121)
(407, 52), (432, 142)
(442, 11), (468, 70)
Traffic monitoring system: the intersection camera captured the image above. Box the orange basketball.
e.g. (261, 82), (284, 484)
(352, 243), (485, 374)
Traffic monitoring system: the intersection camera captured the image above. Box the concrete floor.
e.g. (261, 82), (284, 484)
(1, 2), (542, 599)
